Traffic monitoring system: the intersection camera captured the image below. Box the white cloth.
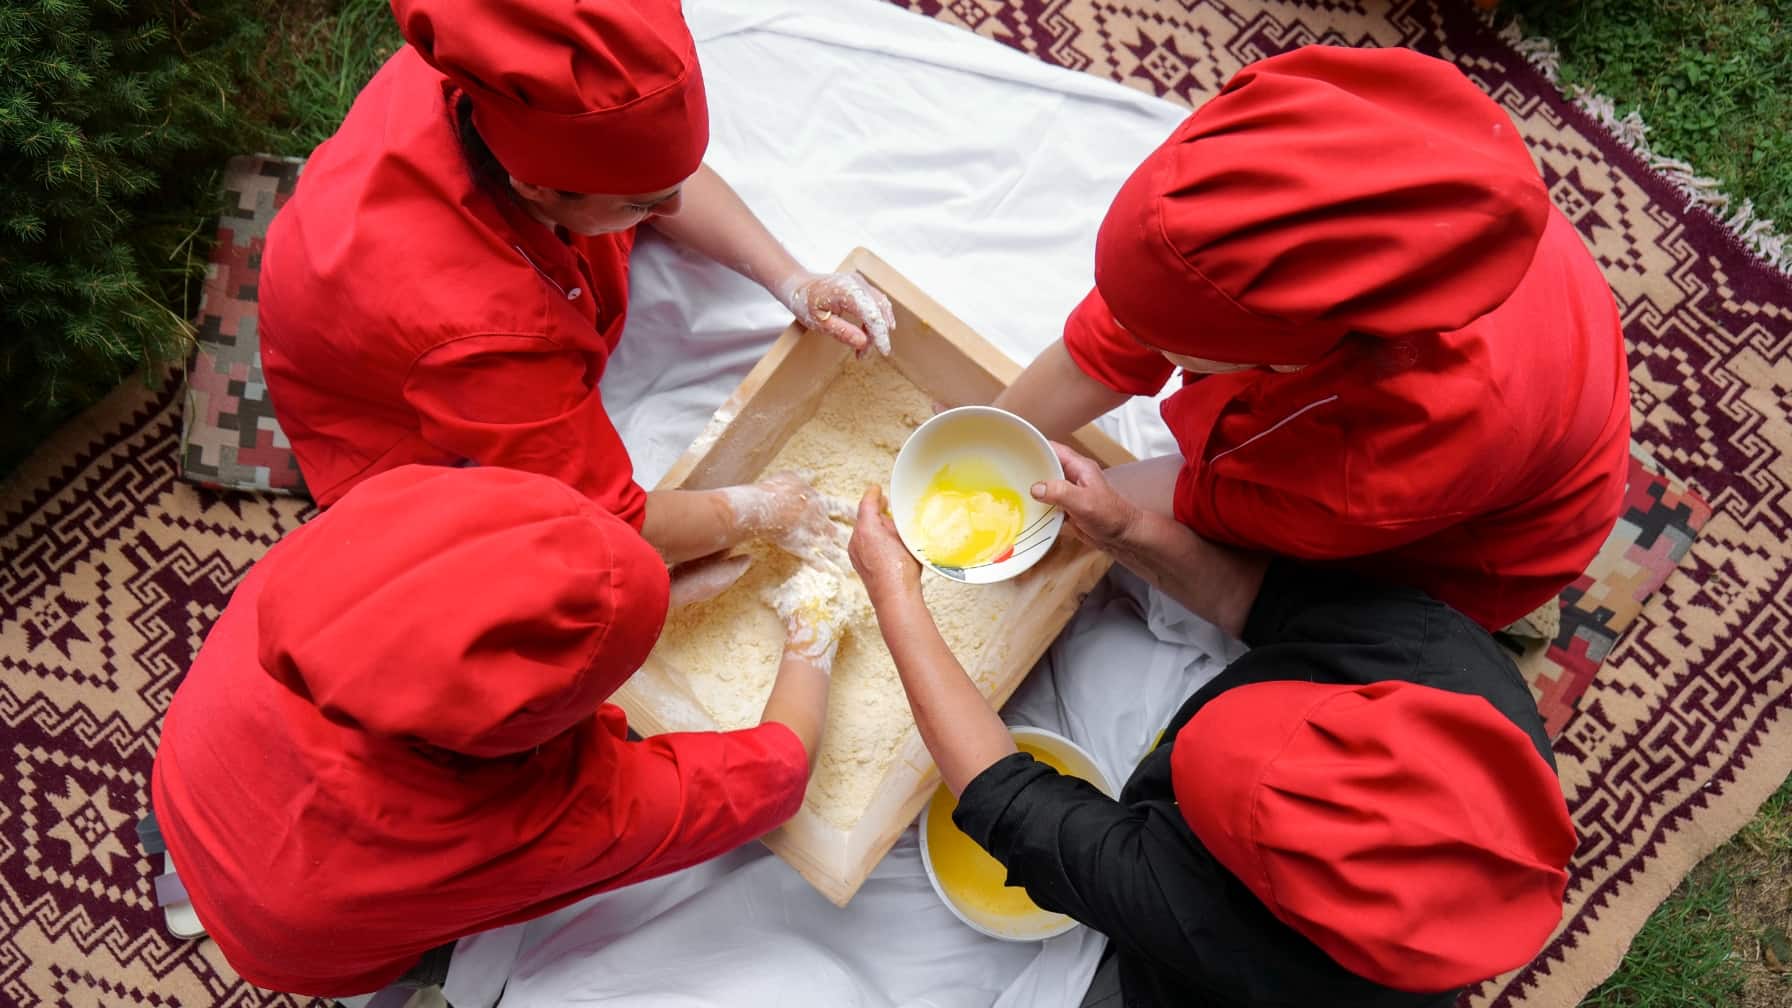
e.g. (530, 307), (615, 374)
(604, 0), (1190, 481)
(451, 2), (1230, 1006)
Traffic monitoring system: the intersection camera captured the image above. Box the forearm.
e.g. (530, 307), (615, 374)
(993, 340), (1130, 442)
(955, 760), (1196, 961)
(873, 589), (1017, 794)
(1109, 510), (1267, 639)
(760, 651), (830, 768)
(649, 164), (804, 296)
(641, 488), (751, 566)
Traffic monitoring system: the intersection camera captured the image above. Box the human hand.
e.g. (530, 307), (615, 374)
(776, 270), (896, 356)
(1030, 442), (1143, 555)
(848, 485), (922, 603)
(667, 552), (752, 609)
(765, 566), (849, 671)
(729, 472), (855, 572)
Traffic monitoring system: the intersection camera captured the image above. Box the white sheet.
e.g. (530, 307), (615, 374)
(446, 2), (1238, 1005)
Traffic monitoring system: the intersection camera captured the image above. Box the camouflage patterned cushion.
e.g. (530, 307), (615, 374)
(178, 155), (308, 496)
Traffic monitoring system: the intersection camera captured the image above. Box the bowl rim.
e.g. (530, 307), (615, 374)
(917, 726), (1116, 942)
(889, 406), (1066, 584)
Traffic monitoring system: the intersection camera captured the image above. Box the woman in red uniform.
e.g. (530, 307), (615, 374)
(150, 465), (843, 999)
(846, 484), (1576, 1007)
(997, 45), (1630, 631)
(259, 0), (891, 571)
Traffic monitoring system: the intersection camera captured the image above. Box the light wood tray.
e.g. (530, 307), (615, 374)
(612, 248), (1135, 906)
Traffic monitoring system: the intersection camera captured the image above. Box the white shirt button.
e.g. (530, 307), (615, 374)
(567, 287), (583, 301)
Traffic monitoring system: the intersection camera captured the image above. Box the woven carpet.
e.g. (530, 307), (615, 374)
(3, 0), (1789, 1006)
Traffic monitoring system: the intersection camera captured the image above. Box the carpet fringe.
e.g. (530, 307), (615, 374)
(1494, 18), (1790, 275)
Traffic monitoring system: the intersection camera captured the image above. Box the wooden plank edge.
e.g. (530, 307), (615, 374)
(844, 247), (1134, 470)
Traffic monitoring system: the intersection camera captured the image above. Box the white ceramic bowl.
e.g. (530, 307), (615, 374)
(889, 406), (1063, 584)
(918, 726), (1117, 942)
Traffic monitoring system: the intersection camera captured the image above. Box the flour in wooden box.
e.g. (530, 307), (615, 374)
(652, 357), (1020, 828)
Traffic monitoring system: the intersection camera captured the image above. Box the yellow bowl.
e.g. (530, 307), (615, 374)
(889, 406), (1063, 585)
(918, 727), (1117, 941)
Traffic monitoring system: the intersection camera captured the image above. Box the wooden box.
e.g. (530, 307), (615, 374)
(612, 249), (1135, 906)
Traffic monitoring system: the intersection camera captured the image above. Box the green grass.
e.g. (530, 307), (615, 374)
(1501, 0), (1792, 235)
(1582, 777), (1792, 1007)
(253, 0), (402, 155)
(1583, 863), (1748, 1007)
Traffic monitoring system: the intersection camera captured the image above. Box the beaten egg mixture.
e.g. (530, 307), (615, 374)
(912, 459), (1026, 569)
(925, 740), (1075, 920)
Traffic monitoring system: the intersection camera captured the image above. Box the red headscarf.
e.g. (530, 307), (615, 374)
(258, 464), (670, 756)
(1094, 45), (1550, 364)
(390, 0), (707, 194)
(1171, 680), (1576, 992)
(151, 464), (817, 995)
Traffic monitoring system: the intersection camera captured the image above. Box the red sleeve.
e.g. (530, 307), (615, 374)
(1061, 287), (1176, 397)
(1161, 376), (1466, 561)
(404, 334), (648, 528)
(560, 713), (811, 892)
(1178, 463), (1463, 560)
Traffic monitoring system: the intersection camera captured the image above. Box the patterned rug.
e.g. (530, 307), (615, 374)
(2, 1), (1788, 1007)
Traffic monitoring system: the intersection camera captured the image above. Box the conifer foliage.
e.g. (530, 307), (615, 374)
(0, 0), (259, 465)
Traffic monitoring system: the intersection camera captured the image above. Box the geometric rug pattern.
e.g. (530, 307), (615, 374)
(887, 4), (1792, 1004)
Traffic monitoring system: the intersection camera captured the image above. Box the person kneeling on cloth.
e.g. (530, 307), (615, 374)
(149, 466), (837, 1000)
(259, 0), (884, 582)
(846, 483), (1576, 1007)
(994, 44), (1630, 634)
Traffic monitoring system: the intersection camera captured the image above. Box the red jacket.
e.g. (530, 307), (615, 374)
(1066, 208), (1630, 630)
(150, 467), (808, 997)
(260, 47), (646, 520)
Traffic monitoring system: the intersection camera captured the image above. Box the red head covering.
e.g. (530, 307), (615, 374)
(391, 0), (707, 194)
(1171, 680), (1575, 992)
(256, 465), (670, 757)
(1095, 45), (1551, 365)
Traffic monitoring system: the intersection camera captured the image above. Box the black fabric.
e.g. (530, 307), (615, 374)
(136, 811), (166, 856)
(390, 941), (455, 996)
(954, 560), (1554, 1008)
